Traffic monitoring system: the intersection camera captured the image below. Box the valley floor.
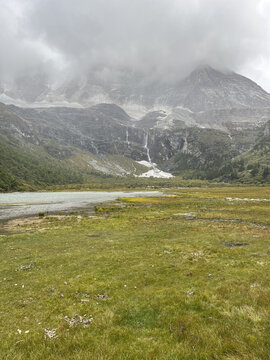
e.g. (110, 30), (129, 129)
(0, 187), (269, 359)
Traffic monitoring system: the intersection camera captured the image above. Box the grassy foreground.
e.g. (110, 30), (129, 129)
(0, 187), (269, 359)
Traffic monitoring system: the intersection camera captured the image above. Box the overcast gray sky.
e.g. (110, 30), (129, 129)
(1, 0), (270, 90)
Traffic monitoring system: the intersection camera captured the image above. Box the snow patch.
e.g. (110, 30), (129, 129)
(138, 168), (174, 178)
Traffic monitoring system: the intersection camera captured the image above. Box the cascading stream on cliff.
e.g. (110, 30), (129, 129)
(137, 131), (174, 178)
(144, 132), (152, 164)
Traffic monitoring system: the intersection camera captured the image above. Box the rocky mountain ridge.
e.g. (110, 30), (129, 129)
(0, 100), (268, 178)
(0, 65), (269, 188)
(2, 65), (270, 115)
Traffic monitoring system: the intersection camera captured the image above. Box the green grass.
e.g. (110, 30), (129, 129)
(0, 187), (269, 359)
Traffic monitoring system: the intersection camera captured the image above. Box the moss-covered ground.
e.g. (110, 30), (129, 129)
(0, 187), (269, 359)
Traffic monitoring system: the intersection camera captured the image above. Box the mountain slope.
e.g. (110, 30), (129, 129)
(2, 66), (270, 115)
(0, 64), (270, 188)
(45, 66), (270, 112)
(166, 65), (270, 111)
(0, 133), (84, 190)
(8, 103), (148, 159)
(0, 103), (150, 190)
(221, 121), (270, 183)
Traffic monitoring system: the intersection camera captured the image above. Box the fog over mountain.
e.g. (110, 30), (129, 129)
(1, 0), (270, 92)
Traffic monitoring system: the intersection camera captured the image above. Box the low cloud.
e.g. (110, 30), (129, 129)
(1, 0), (270, 89)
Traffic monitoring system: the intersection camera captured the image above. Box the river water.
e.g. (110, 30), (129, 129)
(0, 191), (162, 220)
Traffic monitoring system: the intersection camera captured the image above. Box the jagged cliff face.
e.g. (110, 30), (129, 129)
(1, 65), (270, 182)
(0, 102), (186, 167)
(1, 101), (264, 171)
(2, 65), (270, 114)
(3, 65), (269, 148)
(0, 99), (269, 184)
(8, 104), (148, 160)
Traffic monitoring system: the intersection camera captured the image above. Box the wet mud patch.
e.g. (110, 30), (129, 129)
(87, 233), (112, 238)
(224, 242), (249, 247)
(0, 216), (44, 235)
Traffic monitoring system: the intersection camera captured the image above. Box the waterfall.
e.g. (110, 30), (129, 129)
(137, 131), (174, 178)
(182, 136), (188, 153)
(126, 128), (130, 147)
(144, 132), (152, 163)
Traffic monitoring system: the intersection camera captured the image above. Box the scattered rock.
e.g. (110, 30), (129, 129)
(208, 274), (213, 278)
(187, 291), (194, 296)
(17, 329), (22, 335)
(76, 292), (90, 298)
(96, 293), (109, 301)
(224, 242), (249, 247)
(19, 264), (33, 271)
(65, 314), (93, 328)
(44, 328), (58, 340)
(64, 281), (68, 285)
